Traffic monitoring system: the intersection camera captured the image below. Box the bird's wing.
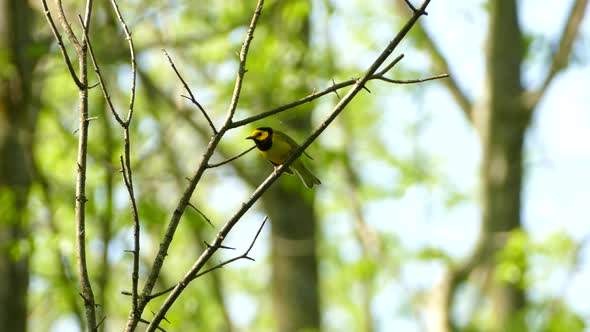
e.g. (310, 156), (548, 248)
(275, 131), (314, 160)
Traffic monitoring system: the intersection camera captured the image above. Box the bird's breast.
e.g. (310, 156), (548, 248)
(261, 139), (293, 164)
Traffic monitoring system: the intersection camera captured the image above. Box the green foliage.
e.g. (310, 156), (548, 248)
(495, 229), (528, 286)
(17, 0), (590, 331)
(0, 48), (16, 79)
(544, 303), (585, 332)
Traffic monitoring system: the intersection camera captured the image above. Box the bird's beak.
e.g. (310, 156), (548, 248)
(245, 136), (254, 140)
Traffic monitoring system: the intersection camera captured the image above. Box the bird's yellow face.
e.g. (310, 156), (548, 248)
(247, 128), (270, 142)
(246, 127), (274, 151)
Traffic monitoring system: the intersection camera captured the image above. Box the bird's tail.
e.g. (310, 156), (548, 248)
(293, 160), (321, 189)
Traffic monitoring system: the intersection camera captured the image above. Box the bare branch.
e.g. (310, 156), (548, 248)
(56, 0), (81, 52)
(187, 202), (214, 228)
(80, 2), (142, 326)
(207, 146), (256, 168)
(222, 0), (264, 125)
(525, 0), (588, 110)
(119, 155), (141, 320)
(230, 78), (359, 128)
(77, 15), (126, 126)
(230, 58), (446, 128)
(108, 1), (142, 321)
(377, 73), (448, 84)
(192, 216), (268, 279)
(39, 0), (84, 89)
(376, 54), (405, 76)
(72, 0), (98, 329)
(403, 0), (428, 15)
(96, 316), (106, 329)
(162, 49), (218, 134)
(145, 2), (432, 330)
(110, 0), (138, 123)
(126, 5), (267, 329)
(139, 318), (167, 332)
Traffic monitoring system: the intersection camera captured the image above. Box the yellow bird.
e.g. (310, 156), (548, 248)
(246, 127), (321, 189)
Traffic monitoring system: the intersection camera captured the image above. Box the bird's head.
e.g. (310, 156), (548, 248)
(246, 127), (273, 143)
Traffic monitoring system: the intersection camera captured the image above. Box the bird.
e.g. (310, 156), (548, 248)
(246, 127), (321, 189)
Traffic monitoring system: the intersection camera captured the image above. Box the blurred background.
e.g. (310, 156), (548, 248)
(1, 0), (589, 331)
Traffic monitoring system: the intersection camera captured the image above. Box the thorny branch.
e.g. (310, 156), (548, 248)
(78, 15), (125, 126)
(125, 1), (266, 330)
(163, 49), (218, 134)
(39, 0), (84, 89)
(139, 217), (268, 303)
(207, 146), (257, 168)
(145, 1), (435, 330)
(107, 0), (141, 320)
(45, 0), (101, 329)
(79, 0), (142, 325)
(46, 0), (443, 329)
(187, 202), (215, 228)
(230, 55), (446, 128)
(192, 216), (267, 278)
(56, 0), (82, 51)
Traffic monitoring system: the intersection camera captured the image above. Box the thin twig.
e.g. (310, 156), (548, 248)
(376, 54), (405, 76)
(139, 318), (167, 332)
(230, 62), (446, 128)
(96, 316), (106, 329)
(207, 146), (256, 168)
(108, 0), (142, 320)
(187, 202), (214, 228)
(145, 1), (431, 330)
(39, 0), (84, 89)
(110, 0), (138, 124)
(126, 3), (266, 329)
(119, 155), (141, 319)
(77, 15), (126, 126)
(162, 49), (218, 134)
(221, 0), (264, 126)
(330, 80), (341, 99)
(403, 0), (428, 15)
(192, 216), (268, 279)
(79, 2), (142, 327)
(377, 73), (448, 84)
(203, 241), (236, 250)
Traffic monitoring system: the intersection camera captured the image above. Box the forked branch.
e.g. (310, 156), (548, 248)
(145, 1), (434, 330)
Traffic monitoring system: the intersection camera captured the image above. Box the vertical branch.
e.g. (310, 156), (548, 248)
(110, 0), (137, 123)
(109, 0), (141, 319)
(80, 0), (141, 325)
(125, 2), (266, 330)
(73, 0), (97, 330)
(222, 0), (264, 125)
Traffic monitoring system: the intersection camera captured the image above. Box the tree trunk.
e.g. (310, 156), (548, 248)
(264, 178), (320, 332)
(477, 0), (531, 330)
(0, 0), (35, 331)
(260, 2), (321, 331)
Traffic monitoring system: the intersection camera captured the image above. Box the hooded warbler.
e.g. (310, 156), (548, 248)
(246, 127), (321, 189)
